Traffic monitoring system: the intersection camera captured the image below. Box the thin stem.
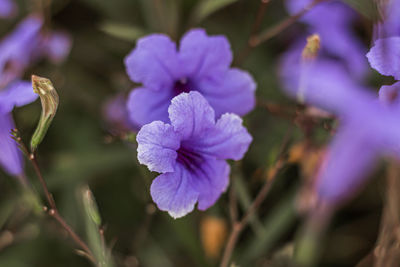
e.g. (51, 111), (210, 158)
(229, 171), (239, 225)
(30, 155), (56, 209)
(236, 0), (323, 65)
(219, 127), (292, 267)
(12, 129), (96, 265)
(250, 0), (271, 37)
(235, 0), (271, 65)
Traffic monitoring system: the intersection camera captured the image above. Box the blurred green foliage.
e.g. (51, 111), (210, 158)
(0, 0), (386, 266)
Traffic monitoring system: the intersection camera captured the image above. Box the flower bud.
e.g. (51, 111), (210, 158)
(30, 75), (59, 152)
(82, 186), (102, 227)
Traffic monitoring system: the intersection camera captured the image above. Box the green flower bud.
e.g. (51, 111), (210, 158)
(82, 186), (102, 227)
(30, 75), (59, 152)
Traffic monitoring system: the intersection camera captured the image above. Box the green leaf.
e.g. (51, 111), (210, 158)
(100, 22), (147, 42)
(190, 0), (239, 24)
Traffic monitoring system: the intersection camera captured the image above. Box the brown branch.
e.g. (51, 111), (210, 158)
(235, 0), (271, 66)
(219, 127), (292, 267)
(236, 0), (323, 65)
(11, 129), (96, 265)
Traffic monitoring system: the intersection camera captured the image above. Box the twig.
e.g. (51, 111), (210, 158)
(11, 129), (96, 265)
(235, 0), (271, 65)
(228, 179), (238, 225)
(219, 127), (292, 267)
(236, 0), (323, 65)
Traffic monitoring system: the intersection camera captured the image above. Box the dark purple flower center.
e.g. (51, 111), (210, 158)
(177, 146), (204, 172)
(173, 78), (192, 96)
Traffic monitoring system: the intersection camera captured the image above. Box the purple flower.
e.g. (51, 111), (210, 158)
(374, 0), (400, 39)
(0, 0), (17, 18)
(136, 91), (252, 218)
(279, 41), (369, 116)
(125, 29), (256, 127)
(279, 36), (400, 204)
(0, 81), (37, 176)
(103, 94), (136, 132)
(0, 15), (71, 176)
(0, 16), (72, 88)
(285, 0), (368, 79)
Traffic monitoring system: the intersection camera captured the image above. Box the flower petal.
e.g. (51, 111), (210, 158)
(0, 113), (23, 176)
(0, 80), (38, 113)
(374, 0), (400, 39)
(103, 94), (135, 131)
(0, 0), (17, 18)
(137, 121), (180, 173)
(280, 46), (372, 115)
(316, 124), (378, 204)
(127, 87), (173, 127)
(124, 34), (180, 91)
(196, 68), (256, 117)
(0, 16), (43, 86)
(179, 29), (232, 81)
(190, 158), (230, 210)
(43, 31), (72, 63)
(150, 164), (199, 218)
(189, 114), (252, 160)
(367, 37), (400, 80)
(168, 91), (215, 140)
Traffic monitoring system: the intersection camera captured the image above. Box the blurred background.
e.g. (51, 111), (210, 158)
(0, 0), (390, 266)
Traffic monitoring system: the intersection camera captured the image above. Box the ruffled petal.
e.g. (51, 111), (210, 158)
(150, 164), (199, 218)
(124, 34), (180, 91)
(190, 158), (230, 210)
(0, 80), (38, 113)
(196, 68), (256, 117)
(168, 91), (215, 140)
(126, 87), (173, 127)
(367, 37), (400, 80)
(0, 113), (23, 176)
(316, 124), (378, 204)
(136, 121), (180, 173)
(179, 29), (232, 81)
(189, 114), (252, 160)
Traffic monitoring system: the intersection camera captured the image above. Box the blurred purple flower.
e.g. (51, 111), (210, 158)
(285, 0), (368, 79)
(125, 29), (256, 127)
(374, 0), (400, 39)
(103, 94), (136, 132)
(279, 37), (400, 204)
(0, 16), (72, 87)
(41, 31), (73, 64)
(136, 91), (252, 218)
(0, 82), (37, 176)
(0, 15), (71, 176)
(0, 0), (17, 18)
